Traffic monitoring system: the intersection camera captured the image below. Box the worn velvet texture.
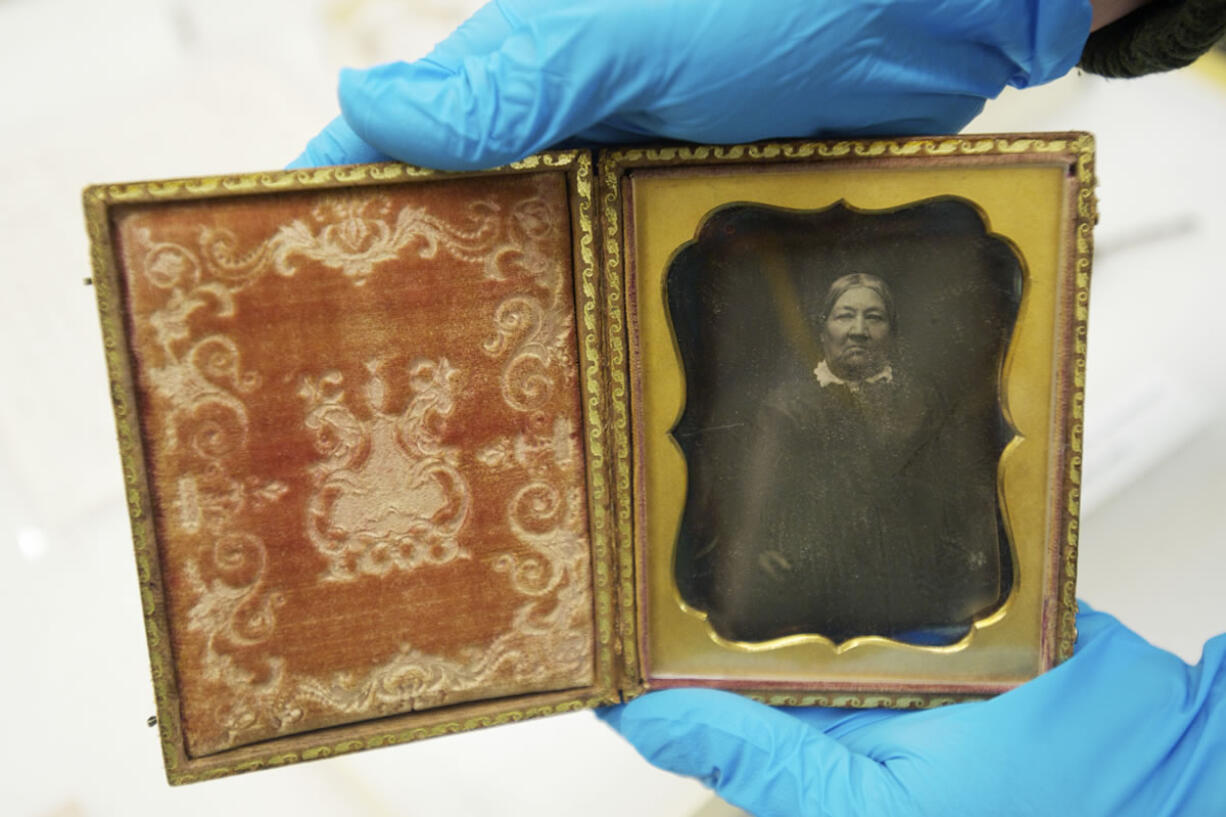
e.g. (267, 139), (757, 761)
(114, 172), (594, 756)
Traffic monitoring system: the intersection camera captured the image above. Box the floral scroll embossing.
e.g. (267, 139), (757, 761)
(299, 358), (472, 581)
(483, 195), (578, 412)
(202, 195), (504, 286)
(120, 174), (594, 756)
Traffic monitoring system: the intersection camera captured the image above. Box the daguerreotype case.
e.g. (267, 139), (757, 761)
(84, 133), (1095, 783)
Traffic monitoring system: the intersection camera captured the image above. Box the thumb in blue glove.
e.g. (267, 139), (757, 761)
(597, 605), (1226, 817)
(290, 0), (1092, 171)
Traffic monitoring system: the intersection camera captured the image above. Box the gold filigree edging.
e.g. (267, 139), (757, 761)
(596, 153), (641, 693)
(168, 694), (616, 784)
(84, 186), (191, 776)
(1057, 133), (1095, 661)
(605, 135), (1081, 167)
(749, 692), (969, 708)
(571, 152), (619, 694)
(93, 153), (579, 204)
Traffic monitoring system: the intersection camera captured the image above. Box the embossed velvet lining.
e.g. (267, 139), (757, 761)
(113, 172), (594, 757)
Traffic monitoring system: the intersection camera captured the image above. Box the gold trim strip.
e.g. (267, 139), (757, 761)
(84, 185), (191, 777)
(168, 693), (613, 784)
(597, 153), (642, 694)
(1058, 133), (1096, 660)
(88, 154), (578, 205)
(572, 152), (619, 693)
(605, 135), (1082, 167)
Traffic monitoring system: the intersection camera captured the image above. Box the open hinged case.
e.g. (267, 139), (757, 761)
(84, 133), (1094, 783)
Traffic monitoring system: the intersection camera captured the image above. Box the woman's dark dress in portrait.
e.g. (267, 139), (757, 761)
(698, 371), (1002, 643)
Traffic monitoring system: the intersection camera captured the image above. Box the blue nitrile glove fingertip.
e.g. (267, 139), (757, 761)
(605, 689), (758, 771)
(1012, 0), (1093, 87)
(593, 703), (624, 729)
(1073, 604), (1124, 651)
(287, 114), (391, 169)
(601, 689), (894, 817)
(339, 61), (508, 171)
(338, 64), (399, 153)
(422, 0), (514, 71)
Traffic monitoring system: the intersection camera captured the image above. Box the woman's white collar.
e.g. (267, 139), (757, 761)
(813, 359), (893, 393)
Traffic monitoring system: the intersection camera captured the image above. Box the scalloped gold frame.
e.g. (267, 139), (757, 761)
(602, 133), (1092, 707)
(86, 134), (1091, 782)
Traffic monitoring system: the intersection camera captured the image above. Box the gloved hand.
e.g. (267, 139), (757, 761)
(290, 0), (1092, 171)
(598, 605), (1226, 817)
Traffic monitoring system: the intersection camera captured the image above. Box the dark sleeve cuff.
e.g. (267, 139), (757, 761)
(1080, 0), (1226, 77)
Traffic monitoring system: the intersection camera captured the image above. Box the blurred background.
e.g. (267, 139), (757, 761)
(1, 1), (1223, 814)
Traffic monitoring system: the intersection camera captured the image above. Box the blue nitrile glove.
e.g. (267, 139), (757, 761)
(289, 0), (1092, 171)
(597, 605), (1226, 817)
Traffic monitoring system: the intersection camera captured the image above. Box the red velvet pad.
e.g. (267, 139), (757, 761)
(113, 172), (594, 756)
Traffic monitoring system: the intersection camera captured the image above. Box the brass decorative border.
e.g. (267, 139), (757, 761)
(596, 153), (643, 696)
(90, 153), (580, 202)
(84, 151), (622, 784)
(163, 693), (612, 784)
(603, 133), (1093, 706)
(1059, 134), (1096, 659)
(85, 177), (187, 777)
(571, 151), (620, 694)
(749, 692), (970, 708)
(603, 135), (1087, 167)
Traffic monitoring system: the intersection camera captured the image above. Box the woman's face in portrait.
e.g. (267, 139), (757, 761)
(821, 286), (892, 380)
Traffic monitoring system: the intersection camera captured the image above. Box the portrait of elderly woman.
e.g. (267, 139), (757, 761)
(668, 199), (1022, 645)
